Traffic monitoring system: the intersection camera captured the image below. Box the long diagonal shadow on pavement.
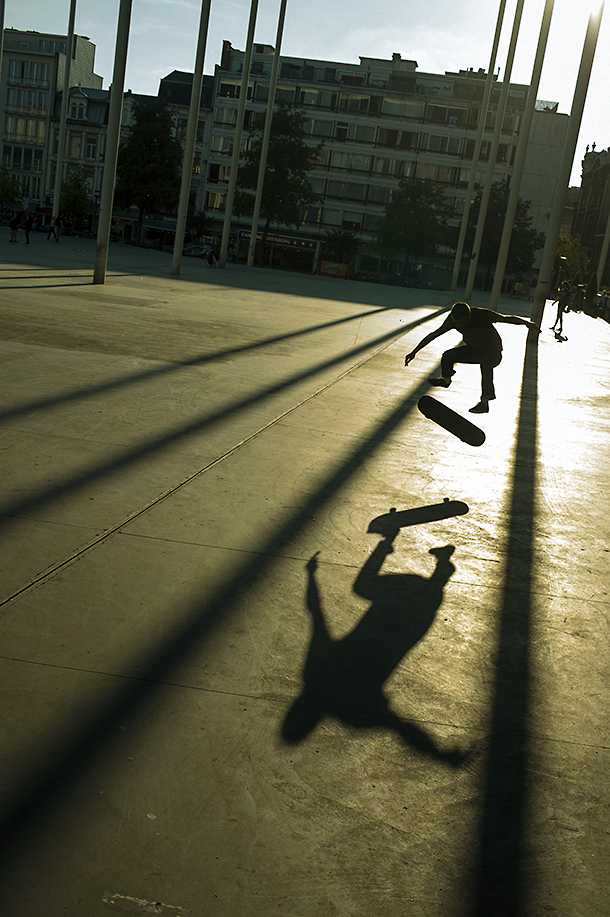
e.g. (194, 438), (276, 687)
(0, 312), (441, 543)
(0, 373), (435, 864)
(470, 333), (539, 916)
(0, 304), (410, 424)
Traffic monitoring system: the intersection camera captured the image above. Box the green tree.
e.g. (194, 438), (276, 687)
(233, 100), (322, 262)
(322, 228), (360, 263)
(467, 180), (545, 280)
(60, 167), (93, 233)
(374, 178), (454, 263)
(0, 163), (21, 208)
(186, 208), (212, 243)
(555, 234), (590, 285)
(115, 98), (182, 244)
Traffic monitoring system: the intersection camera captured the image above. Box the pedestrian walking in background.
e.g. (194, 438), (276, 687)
(528, 275), (538, 300)
(551, 281), (571, 335)
(10, 215), (19, 242)
(22, 212), (33, 245)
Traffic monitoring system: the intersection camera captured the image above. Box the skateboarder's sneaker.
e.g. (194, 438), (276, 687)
(469, 401), (489, 413)
(430, 377), (451, 387)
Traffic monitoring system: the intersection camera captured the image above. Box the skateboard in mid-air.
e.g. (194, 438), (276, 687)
(418, 395), (485, 447)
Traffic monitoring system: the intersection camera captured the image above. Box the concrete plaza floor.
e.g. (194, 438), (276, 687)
(0, 234), (609, 916)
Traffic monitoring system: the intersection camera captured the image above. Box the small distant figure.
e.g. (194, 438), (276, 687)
(9, 215), (20, 242)
(207, 249), (217, 267)
(404, 300), (540, 414)
(22, 212), (33, 245)
(512, 272), (525, 298)
(426, 279), (433, 290)
(47, 217), (59, 242)
(551, 281), (571, 336)
(528, 275), (537, 300)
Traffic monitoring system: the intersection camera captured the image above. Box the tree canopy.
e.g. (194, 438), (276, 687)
(466, 180), (545, 275)
(555, 234), (590, 285)
(60, 167), (93, 230)
(373, 178), (454, 263)
(0, 164), (21, 208)
(321, 229), (360, 264)
(115, 98), (182, 243)
(233, 101), (322, 252)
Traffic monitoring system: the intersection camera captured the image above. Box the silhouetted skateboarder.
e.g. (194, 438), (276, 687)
(282, 537), (469, 766)
(404, 301), (540, 413)
(551, 281), (571, 336)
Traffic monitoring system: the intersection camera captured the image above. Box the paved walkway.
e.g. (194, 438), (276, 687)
(1, 235), (608, 916)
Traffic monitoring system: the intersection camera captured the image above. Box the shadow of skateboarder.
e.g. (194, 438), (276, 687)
(282, 532), (469, 766)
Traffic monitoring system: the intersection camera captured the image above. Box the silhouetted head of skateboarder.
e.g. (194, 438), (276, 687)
(451, 301), (471, 330)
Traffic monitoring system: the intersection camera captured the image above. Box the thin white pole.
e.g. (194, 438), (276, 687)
(0, 1), (6, 96)
(171, 0), (212, 276)
(218, 0), (259, 270)
(532, 6), (604, 325)
(464, 0), (526, 299)
(246, 0), (288, 267)
(93, 0), (133, 284)
(596, 181), (610, 288)
(489, 0), (555, 310)
(52, 0), (77, 220)
(450, 0), (507, 291)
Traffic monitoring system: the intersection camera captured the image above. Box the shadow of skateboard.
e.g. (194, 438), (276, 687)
(368, 500), (469, 537)
(418, 395), (485, 446)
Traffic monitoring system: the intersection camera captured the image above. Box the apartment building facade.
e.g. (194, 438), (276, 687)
(203, 42), (568, 274)
(571, 147), (610, 285)
(1, 29), (103, 210)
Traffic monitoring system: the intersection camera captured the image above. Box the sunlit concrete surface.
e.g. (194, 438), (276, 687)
(0, 236), (608, 916)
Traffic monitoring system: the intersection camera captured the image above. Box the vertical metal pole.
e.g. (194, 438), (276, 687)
(0, 0), (6, 94)
(218, 0), (259, 270)
(171, 0), (212, 276)
(93, 0), (133, 284)
(489, 0), (555, 310)
(450, 0), (507, 291)
(247, 0), (288, 267)
(465, 0), (526, 298)
(596, 181), (610, 288)
(52, 0), (77, 220)
(532, 6), (604, 325)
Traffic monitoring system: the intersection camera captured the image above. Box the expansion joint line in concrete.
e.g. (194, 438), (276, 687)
(0, 322), (423, 612)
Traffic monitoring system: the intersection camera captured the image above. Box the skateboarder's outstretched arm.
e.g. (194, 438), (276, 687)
(404, 323), (450, 365)
(493, 314), (540, 333)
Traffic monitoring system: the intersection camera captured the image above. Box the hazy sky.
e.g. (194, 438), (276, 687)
(5, 0), (608, 185)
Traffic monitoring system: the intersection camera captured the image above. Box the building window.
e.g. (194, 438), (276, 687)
(327, 180), (366, 200)
(304, 119), (333, 138)
(70, 135), (82, 157)
(330, 151), (372, 172)
(20, 42), (30, 51)
(348, 124), (376, 144)
(210, 135), (232, 154)
(206, 191), (226, 211)
(368, 186), (392, 203)
(215, 107), (237, 126)
(372, 157), (413, 178)
(86, 137), (97, 159)
(301, 207), (321, 225)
